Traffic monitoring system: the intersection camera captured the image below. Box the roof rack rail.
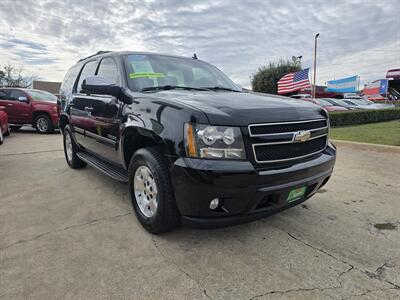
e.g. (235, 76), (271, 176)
(77, 51), (113, 62)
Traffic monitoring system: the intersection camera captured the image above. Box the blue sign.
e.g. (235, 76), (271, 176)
(379, 79), (388, 94)
(327, 75), (358, 93)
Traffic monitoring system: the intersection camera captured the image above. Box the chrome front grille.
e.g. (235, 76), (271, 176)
(249, 119), (328, 136)
(248, 119), (328, 163)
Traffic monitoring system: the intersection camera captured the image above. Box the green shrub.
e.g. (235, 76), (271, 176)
(251, 59), (301, 94)
(329, 108), (400, 127)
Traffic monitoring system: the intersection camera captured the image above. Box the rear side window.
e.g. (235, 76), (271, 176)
(97, 57), (118, 84)
(76, 60), (97, 93)
(61, 65), (80, 94)
(26, 90), (57, 102)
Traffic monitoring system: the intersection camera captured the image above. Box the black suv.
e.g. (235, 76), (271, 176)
(59, 51), (336, 233)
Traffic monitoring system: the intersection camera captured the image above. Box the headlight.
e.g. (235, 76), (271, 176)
(184, 123), (246, 159)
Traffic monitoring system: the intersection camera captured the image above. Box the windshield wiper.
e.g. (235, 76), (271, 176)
(141, 85), (207, 92)
(200, 86), (241, 92)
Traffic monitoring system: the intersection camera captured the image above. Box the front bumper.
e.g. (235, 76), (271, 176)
(171, 143), (336, 228)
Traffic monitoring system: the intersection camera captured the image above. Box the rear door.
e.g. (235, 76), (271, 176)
(82, 56), (122, 165)
(69, 60), (98, 148)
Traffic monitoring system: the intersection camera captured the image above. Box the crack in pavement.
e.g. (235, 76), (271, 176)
(0, 149), (63, 156)
(0, 212), (132, 251)
(285, 232), (400, 289)
(249, 285), (342, 299)
(151, 236), (212, 300)
(247, 230), (399, 299)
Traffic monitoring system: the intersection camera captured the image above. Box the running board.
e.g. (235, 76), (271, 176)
(77, 151), (128, 183)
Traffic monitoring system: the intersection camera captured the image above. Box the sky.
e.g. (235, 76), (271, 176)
(0, 0), (399, 89)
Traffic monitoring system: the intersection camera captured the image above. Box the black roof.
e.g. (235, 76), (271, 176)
(77, 51), (113, 62)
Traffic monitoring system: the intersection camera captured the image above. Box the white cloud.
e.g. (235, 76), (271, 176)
(0, 0), (399, 88)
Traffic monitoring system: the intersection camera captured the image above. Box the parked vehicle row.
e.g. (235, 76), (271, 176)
(324, 98), (394, 110)
(301, 98), (348, 112)
(0, 88), (60, 133)
(292, 96), (395, 111)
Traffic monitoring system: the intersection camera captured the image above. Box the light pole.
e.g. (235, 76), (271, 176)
(292, 55), (303, 66)
(312, 33), (320, 98)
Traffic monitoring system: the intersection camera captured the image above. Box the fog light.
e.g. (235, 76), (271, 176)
(209, 198), (219, 210)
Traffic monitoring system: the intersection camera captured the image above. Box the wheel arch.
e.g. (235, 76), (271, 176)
(121, 126), (172, 169)
(32, 111), (51, 125)
(59, 113), (69, 132)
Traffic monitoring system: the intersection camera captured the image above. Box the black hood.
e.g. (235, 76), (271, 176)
(148, 90), (327, 126)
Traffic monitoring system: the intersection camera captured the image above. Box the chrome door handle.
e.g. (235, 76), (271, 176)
(7, 104), (13, 106)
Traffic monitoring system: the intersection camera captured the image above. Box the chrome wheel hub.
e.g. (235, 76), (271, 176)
(37, 117), (48, 132)
(65, 133), (73, 162)
(134, 166), (158, 218)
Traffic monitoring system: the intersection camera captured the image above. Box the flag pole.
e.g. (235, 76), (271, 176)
(313, 33), (320, 98)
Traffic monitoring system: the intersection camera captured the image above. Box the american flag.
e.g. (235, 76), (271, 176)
(277, 68), (311, 94)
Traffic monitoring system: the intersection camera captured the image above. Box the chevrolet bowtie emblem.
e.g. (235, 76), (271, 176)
(294, 130), (311, 143)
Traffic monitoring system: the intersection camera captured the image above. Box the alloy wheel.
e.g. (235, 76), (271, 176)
(65, 132), (73, 162)
(133, 166), (158, 218)
(37, 117), (48, 132)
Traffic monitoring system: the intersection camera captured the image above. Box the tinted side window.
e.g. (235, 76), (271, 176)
(97, 57), (118, 84)
(76, 61), (97, 93)
(0, 90), (8, 99)
(61, 65), (80, 94)
(9, 90), (26, 101)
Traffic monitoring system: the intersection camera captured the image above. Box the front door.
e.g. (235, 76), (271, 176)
(0, 89), (32, 124)
(83, 95), (121, 165)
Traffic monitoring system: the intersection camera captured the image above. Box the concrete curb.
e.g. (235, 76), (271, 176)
(331, 139), (400, 153)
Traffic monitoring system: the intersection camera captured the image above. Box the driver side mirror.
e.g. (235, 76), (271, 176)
(18, 96), (28, 102)
(81, 76), (132, 104)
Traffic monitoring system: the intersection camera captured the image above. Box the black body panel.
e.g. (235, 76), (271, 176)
(59, 51), (337, 228)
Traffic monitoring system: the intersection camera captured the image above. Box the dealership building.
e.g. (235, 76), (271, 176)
(32, 80), (61, 96)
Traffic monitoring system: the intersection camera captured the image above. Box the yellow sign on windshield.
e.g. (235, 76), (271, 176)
(129, 72), (164, 79)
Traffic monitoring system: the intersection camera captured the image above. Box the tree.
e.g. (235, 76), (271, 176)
(0, 64), (35, 88)
(251, 58), (301, 94)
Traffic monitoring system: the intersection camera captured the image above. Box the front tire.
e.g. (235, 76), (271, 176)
(35, 114), (53, 134)
(128, 147), (180, 234)
(63, 126), (86, 169)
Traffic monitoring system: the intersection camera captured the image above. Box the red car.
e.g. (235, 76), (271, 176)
(302, 98), (348, 112)
(0, 105), (10, 145)
(0, 88), (59, 133)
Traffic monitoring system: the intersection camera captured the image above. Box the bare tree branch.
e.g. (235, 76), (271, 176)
(0, 63), (36, 88)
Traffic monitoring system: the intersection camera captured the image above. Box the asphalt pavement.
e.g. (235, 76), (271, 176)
(0, 129), (399, 299)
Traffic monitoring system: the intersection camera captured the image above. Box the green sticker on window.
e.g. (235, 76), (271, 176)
(129, 72), (165, 79)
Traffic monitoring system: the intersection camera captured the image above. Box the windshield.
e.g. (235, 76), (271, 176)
(344, 100), (357, 106)
(314, 99), (332, 107)
(124, 54), (241, 92)
(322, 98), (339, 106)
(26, 90), (57, 102)
(356, 99), (374, 105)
